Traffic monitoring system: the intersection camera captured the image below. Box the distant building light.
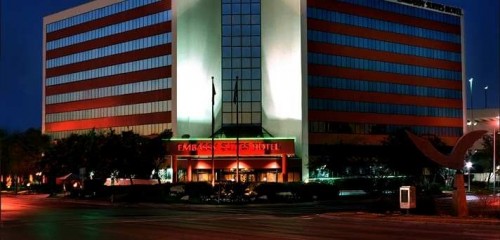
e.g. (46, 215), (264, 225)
(467, 120), (478, 126)
(465, 161), (473, 169)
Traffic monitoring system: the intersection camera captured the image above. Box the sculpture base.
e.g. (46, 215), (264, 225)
(452, 172), (468, 217)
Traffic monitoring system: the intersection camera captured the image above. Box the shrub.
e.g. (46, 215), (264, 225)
(184, 182), (213, 202)
(253, 182), (289, 202)
(301, 182), (339, 201)
(253, 182), (339, 202)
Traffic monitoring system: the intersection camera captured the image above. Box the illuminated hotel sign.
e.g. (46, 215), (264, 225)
(169, 138), (295, 156)
(386, 0), (462, 16)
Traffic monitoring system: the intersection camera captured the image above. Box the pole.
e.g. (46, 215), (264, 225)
(211, 76), (215, 187)
(496, 9), (500, 194)
(494, 128), (496, 193)
(469, 78), (474, 130)
(235, 76), (240, 183)
(484, 86), (488, 108)
(468, 166), (471, 192)
(0, 136), (2, 227)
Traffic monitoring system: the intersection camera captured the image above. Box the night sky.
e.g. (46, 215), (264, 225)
(0, 0), (498, 132)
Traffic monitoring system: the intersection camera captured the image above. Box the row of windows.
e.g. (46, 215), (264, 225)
(222, 68), (261, 81)
(222, 0), (260, 3)
(46, 78), (171, 105)
(222, 101), (263, 126)
(308, 30), (461, 62)
(47, 33), (172, 68)
(222, 46), (261, 58)
(222, 24), (261, 37)
(309, 98), (462, 118)
(309, 121), (462, 137)
(48, 123), (172, 140)
(222, 14), (261, 26)
(222, 101), (261, 113)
(221, 79), (260, 91)
(47, 11), (172, 50)
(308, 53), (461, 81)
(308, 75), (462, 99)
(223, 36), (260, 47)
(338, 0), (461, 25)
(220, 75), (262, 102)
(47, 0), (161, 33)
(307, 8), (461, 44)
(221, 89), (261, 102)
(222, 2), (260, 15)
(47, 55), (171, 86)
(222, 57), (261, 69)
(221, 69), (261, 104)
(46, 100), (171, 123)
(222, 112), (261, 125)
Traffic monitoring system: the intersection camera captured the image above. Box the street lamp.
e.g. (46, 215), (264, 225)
(469, 78), (474, 130)
(492, 116), (500, 194)
(494, 124), (498, 194)
(484, 85), (488, 108)
(496, 165), (499, 194)
(466, 161), (473, 192)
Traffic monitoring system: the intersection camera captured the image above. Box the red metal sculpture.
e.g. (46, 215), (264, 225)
(406, 130), (487, 217)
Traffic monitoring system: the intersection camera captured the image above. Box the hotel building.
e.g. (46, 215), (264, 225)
(43, 0), (464, 182)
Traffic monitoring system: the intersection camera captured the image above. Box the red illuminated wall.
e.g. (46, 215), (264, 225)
(307, 0), (463, 146)
(44, 0), (172, 136)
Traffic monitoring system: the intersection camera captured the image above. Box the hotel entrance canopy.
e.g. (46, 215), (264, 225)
(167, 137), (297, 182)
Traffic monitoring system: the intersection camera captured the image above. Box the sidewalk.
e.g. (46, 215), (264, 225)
(320, 211), (500, 225)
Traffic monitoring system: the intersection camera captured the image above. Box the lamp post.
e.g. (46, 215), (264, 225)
(469, 78), (474, 130)
(493, 127), (497, 193)
(495, 165), (499, 193)
(466, 161), (473, 192)
(494, 118), (499, 194)
(484, 85), (488, 108)
(211, 76), (215, 187)
(0, 137), (2, 227)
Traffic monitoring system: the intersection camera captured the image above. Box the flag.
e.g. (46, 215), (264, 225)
(212, 81), (216, 106)
(233, 80), (238, 104)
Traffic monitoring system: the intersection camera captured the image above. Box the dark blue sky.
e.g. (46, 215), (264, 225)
(0, 0), (89, 132)
(0, 0), (498, 132)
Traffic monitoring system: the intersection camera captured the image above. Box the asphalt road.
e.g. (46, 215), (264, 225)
(1, 194), (500, 240)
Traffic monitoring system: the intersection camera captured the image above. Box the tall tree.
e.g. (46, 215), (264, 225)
(3, 129), (50, 192)
(142, 129), (173, 183)
(382, 128), (450, 186)
(40, 128), (174, 186)
(478, 134), (498, 186)
(0, 129), (7, 182)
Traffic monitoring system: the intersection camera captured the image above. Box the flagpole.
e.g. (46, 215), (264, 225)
(235, 76), (240, 183)
(211, 76), (215, 187)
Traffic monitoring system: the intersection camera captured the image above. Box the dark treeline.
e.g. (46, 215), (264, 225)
(0, 128), (172, 190)
(1, 127), (496, 194)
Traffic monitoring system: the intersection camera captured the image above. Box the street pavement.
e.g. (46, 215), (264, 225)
(1, 193), (500, 240)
